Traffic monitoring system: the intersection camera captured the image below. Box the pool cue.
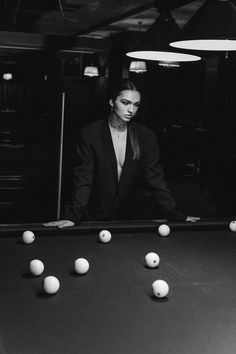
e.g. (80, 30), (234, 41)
(57, 91), (65, 220)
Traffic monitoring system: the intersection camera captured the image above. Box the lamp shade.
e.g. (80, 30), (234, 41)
(84, 66), (99, 77)
(170, 0), (236, 51)
(139, 11), (181, 51)
(126, 10), (201, 63)
(127, 51), (201, 62)
(3, 73), (13, 80)
(129, 60), (147, 73)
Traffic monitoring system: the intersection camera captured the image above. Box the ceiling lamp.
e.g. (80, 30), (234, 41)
(127, 51), (201, 62)
(129, 60), (147, 73)
(83, 53), (99, 77)
(126, 11), (201, 63)
(170, 0), (236, 51)
(158, 61), (180, 68)
(3, 73), (13, 80)
(128, 21), (147, 73)
(84, 65), (99, 77)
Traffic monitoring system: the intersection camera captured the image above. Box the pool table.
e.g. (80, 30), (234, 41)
(0, 218), (236, 354)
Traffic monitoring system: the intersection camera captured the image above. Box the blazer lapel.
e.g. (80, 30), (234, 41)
(101, 120), (118, 183)
(118, 127), (133, 186)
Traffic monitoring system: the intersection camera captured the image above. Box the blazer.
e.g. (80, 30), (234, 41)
(65, 119), (186, 222)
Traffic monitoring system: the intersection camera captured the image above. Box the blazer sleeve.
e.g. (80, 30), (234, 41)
(64, 131), (94, 223)
(144, 130), (186, 221)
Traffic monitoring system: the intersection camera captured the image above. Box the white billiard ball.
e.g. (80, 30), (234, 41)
(43, 276), (60, 294)
(22, 230), (35, 244)
(99, 230), (112, 243)
(229, 221), (236, 232)
(158, 224), (170, 237)
(74, 258), (90, 274)
(152, 279), (169, 298)
(29, 259), (44, 276)
(145, 252), (160, 268)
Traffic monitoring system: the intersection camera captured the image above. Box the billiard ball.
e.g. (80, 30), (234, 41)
(43, 276), (60, 294)
(229, 221), (236, 232)
(22, 230), (35, 244)
(152, 279), (169, 298)
(29, 259), (44, 276)
(99, 230), (112, 243)
(145, 252), (160, 268)
(158, 224), (170, 237)
(74, 258), (90, 274)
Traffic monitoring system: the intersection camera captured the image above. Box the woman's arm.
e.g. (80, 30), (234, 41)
(65, 131), (95, 223)
(43, 220), (75, 228)
(44, 131), (95, 227)
(144, 130), (186, 221)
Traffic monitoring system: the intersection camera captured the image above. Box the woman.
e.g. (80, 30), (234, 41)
(45, 80), (196, 228)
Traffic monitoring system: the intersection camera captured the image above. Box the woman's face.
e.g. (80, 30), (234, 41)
(110, 89), (141, 123)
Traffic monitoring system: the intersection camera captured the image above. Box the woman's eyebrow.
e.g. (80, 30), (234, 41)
(121, 99), (141, 104)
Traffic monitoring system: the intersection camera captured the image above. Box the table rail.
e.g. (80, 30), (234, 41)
(0, 218), (234, 237)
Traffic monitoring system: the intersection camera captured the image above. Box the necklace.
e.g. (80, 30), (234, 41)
(108, 121), (127, 139)
(108, 118), (127, 131)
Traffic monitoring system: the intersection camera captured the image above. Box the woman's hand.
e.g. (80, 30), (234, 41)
(43, 220), (75, 228)
(186, 216), (201, 223)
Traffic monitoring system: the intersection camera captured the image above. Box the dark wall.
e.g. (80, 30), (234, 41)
(108, 33), (236, 217)
(0, 38), (236, 222)
(0, 51), (109, 223)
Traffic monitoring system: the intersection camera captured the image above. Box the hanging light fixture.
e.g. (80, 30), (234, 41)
(129, 21), (147, 73)
(3, 73), (13, 80)
(84, 66), (99, 77)
(170, 0), (236, 51)
(129, 60), (147, 73)
(126, 10), (201, 63)
(84, 53), (99, 77)
(127, 51), (200, 62)
(158, 61), (180, 68)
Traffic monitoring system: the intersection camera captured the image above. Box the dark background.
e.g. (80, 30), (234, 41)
(0, 33), (236, 223)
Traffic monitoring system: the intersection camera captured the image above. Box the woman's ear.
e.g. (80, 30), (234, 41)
(109, 99), (113, 108)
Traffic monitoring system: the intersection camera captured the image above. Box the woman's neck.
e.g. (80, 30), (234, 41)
(108, 115), (127, 131)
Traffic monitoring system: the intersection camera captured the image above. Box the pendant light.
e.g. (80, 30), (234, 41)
(126, 10), (201, 63)
(84, 54), (99, 77)
(129, 21), (147, 73)
(170, 0), (236, 52)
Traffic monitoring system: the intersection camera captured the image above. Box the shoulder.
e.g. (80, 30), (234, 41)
(132, 122), (157, 140)
(80, 119), (104, 137)
(132, 123), (160, 153)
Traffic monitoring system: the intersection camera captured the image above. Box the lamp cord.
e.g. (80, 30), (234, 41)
(58, 0), (64, 16)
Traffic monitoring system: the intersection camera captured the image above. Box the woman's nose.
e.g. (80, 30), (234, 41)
(128, 105), (134, 113)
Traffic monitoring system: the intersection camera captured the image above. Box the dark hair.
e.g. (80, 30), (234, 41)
(110, 79), (141, 101)
(110, 80), (141, 160)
